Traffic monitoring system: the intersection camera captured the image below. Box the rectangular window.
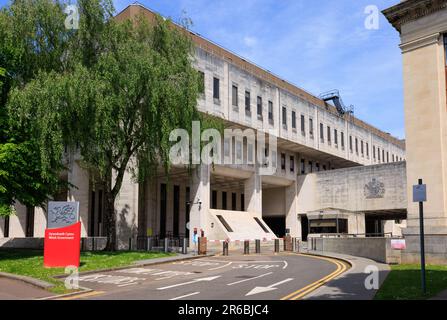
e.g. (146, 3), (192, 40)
(173, 185), (180, 237)
(160, 184), (167, 237)
(268, 101), (274, 124)
(257, 96), (263, 119)
(320, 123), (324, 142)
(334, 129), (338, 146)
(185, 187), (190, 235)
(222, 191), (227, 210)
(213, 77), (220, 100)
(309, 161), (313, 173)
(281, 153), (286, 170)
(309, 118), (314, 137)
(361, 141), (364, 156)
(300, 115), (305, 134)
(232, 85), (238, 107)
(378, 148), (381, 161)
(366, 143), (369, 157)
(327, 126), (331, 144)
(212, 190), (218, 209)
(382, 150), (385, 162)
(232, 193), (237, 211)
(292, 111), (297, 129)
(355, 138), (359, 154)
(241, 194), (245, 211)
(300, 159), (305, 174)
(282, 107), (287, 128)
(290, 156), (295, 172)
(349, 136), (353, 152)
(392, 154), (395, 162)
(373, 146), (376, 159)
(341, 132), (345, 148)
(387, 152), (389, 163)
(198, 71), (205, 94)
(245, 91), (251, 116)
(217, 215), (233, 232)
(26, 207), (34, 237)
(316, 163), (320, 171)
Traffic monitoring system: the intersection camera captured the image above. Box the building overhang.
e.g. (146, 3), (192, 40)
(383, 0), (447, 33)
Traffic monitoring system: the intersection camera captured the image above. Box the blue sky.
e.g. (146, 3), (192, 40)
(1, 0), (405, 139)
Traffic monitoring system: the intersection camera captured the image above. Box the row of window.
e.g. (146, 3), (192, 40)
(279, 153), (332, 174)
(211, 190), (244, 211)
(200, 72), (404, 163)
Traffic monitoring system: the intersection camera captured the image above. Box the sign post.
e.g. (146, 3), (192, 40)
(413, 179), (427, 295)
(44, 201), (81, 268)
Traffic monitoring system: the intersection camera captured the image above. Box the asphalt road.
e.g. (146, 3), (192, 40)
(65, 253), (348, 300)
(0, 278), (53, 300)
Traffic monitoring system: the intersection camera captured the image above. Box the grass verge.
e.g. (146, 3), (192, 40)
(375, 264), (447, 300)
(0, 250), (175, 295)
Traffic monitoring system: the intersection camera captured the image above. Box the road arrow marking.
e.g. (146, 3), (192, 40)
(227, 272), (273, 286)
(157, 276), (221, 290)
(245, 278), (294, 296)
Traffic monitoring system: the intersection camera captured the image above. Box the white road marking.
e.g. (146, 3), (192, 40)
(227, 272), (273, 286)
(170, 292), (201, 301)
(245, 278), (294, 296)
(201, 259), (288, 269)
(208, 262), (233, 270)
(157, 276), (222, 290)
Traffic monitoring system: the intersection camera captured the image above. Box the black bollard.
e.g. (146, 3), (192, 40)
(274, 239), (280, 253)
(244, 240), (250, 255)
(255, 239), (261, 254)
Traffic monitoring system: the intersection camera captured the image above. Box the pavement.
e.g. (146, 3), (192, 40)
(303, 251), (391, 300)
(59, 252), (349, 300)
(0, 277), (54, 300)
(432, 289), (447, 300)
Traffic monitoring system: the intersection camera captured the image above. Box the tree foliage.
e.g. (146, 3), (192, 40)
(6, 1), (220, 248)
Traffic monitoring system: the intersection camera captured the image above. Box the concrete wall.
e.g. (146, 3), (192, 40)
(298, 162), (407, 213)
(310, 237), (402, 264)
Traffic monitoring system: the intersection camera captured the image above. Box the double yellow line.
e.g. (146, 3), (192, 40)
(281, 254), (349, 300)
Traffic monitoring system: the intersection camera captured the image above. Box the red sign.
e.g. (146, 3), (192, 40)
(44, 222), (81, 268)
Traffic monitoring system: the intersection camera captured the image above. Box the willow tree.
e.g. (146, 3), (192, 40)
(8, 7), (211, 249)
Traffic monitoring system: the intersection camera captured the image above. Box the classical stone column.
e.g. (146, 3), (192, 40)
(244, 171), (262, 217)
(189, 164), (210, 245)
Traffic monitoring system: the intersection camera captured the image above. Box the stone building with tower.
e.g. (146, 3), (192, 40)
(0, 3), (407, 251)
(384, 0), (447, 264)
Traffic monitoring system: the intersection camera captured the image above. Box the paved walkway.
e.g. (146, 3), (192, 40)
(0, 277), (54, 300)
(303, 251), (390, 300)
(432, 289), (447, 300)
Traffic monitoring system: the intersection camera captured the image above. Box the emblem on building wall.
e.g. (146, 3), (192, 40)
(364, 178), (385, 199)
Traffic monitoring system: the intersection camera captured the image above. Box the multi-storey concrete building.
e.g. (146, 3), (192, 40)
(0, 4), (407, 250)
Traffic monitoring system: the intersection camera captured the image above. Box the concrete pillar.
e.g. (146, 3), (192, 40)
(244, 171), (262, 216)
(285, 181), (299, 238)
(114, 166), (139, 250)
(68, 158), (89, 237)
(189, 165), (210, 245)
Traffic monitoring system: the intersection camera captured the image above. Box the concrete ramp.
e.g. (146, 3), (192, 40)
(209, 209), (277, 241)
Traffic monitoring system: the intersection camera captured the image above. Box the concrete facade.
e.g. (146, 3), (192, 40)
(1, 4), (408, 250)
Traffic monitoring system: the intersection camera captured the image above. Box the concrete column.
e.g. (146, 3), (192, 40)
(114, 165), (139, 250)
(285, 181), (299, 238)
(68, 158), (89, 237)
(244, 171), (262, 217)
(189, 165), (210, 244)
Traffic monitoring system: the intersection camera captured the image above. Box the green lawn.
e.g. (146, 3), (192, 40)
(375, 264), (447, 300)
(0, 250), (175, 294)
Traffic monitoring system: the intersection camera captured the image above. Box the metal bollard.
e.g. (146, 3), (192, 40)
(274, 239), (280, 253)
(244, 240), (250, 255)
(182, 238), (188, 254)
(164, 238), (169, 253)
(255, 239), (261, 254)
(223, 241), (229, 256)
